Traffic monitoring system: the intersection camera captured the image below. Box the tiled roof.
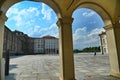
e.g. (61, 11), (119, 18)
(42, 35), (57, 39)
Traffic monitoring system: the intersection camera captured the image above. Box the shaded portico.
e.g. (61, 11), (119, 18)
(0, 0), (120, 80)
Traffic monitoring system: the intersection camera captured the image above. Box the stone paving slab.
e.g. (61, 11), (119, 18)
(5, 53), (120, 80)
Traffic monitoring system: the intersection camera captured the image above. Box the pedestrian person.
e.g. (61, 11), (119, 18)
(94, 51), (96, 56)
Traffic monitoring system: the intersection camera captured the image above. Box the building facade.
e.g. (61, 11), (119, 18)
(34, 38), (44, 54)
(99, 32), (108, 54)
(3, 27), (23, 55)
(3, 26), (59, 55)
(34, 36), (59, 54)
(43, 36), (59, 54)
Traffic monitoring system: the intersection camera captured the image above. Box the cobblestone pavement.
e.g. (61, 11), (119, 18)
(5, 53), (120, 80)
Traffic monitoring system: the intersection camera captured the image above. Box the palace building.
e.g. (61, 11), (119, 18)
(34, 35), (59, 54)
(99, 32), (108, 54)
(3, 26), (59, 55)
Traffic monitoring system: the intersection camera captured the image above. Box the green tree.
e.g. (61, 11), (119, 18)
(73, 49), (81, 53)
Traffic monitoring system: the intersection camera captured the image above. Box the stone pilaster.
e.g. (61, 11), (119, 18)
(104, 21), (120, 78)
(0, 11), (7, 80)
(57, 17), (75, 80)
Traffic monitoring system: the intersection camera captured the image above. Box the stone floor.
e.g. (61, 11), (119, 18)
(5, 53), (120, 80)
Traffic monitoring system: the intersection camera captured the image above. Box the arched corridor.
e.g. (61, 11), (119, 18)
(0, 0), (120, 80)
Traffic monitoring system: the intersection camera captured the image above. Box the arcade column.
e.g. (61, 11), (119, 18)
(57, 17), (75, 80)
(0, 11), (7, 80)
(104, 21), (120, 78)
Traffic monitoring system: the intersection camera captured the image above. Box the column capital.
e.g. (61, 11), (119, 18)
(104, 24), (113, 31)
(104, 23), (120, 31)
(56, 17), (73, 27)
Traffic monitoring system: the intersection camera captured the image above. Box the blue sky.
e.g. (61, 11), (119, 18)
(5, 1), (105, 50)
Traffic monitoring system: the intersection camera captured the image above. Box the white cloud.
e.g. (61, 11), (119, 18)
(41, 3), (52, 20)
(73, 27), (87, 41)
(7, 7), (40, 17)
(28, 23), (58, 38)
(33, 25), (41, 33)
(73, 27), (105, 50)
(6, 7), (40, 27)
(82, 11), (96, 17)
(39, 23), (58, 37)
(13, 15), (23, 27)
(6, 8), (19, 17)
(27, 7), (40, 16)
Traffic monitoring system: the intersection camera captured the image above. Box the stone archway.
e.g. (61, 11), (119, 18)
(0, 1), (63, 80)
(1, 0), (120, 80)
(72, 2), (120, 78)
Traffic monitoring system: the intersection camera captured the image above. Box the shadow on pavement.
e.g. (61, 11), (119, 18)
(10, 55), (25, 59)
(9, 64), (17, 71)
(5, 73), (16, 80)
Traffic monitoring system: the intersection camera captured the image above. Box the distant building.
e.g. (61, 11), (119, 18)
(3, 27), (23, 55)
(43, 35), (59, 54)
(3, 26), (59, 55)
(34, 36), (59, 54)
(34, 38), (44, 54)
(99, 32), (108, 54)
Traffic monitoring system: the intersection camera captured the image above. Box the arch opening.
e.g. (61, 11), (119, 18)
(3, 1), (60, 80)
(72, 3), (115, 80)
(72, 3), (112, 27)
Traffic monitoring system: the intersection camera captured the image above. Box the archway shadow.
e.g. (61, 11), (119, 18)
(5, 64), (18, 80)
(5, 73), (16, 80)
(9, 64), (18, 71)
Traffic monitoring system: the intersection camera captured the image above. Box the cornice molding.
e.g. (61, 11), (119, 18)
(104, 24), (113, 30)
(57, 17), (73, 27)
(104, 23), (120, 31)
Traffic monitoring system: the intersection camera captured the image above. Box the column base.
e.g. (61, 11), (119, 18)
(0, 58), (5, 80)
(59, 76), (76, 80)
(110, 72), (120, 78)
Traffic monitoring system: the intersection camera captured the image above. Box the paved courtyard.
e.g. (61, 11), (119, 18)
(5, 53), (120, 80)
